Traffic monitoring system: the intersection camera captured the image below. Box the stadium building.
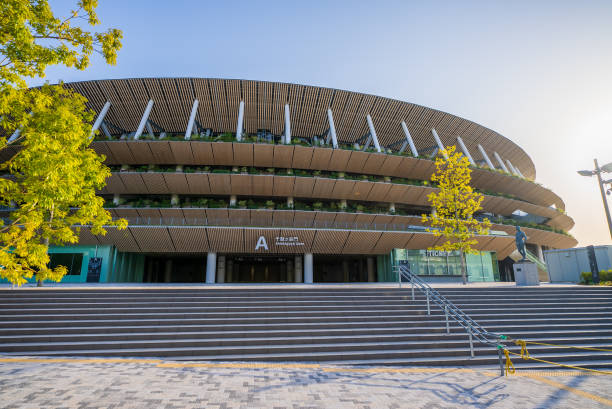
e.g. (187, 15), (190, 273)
(1, 78), (576, 284)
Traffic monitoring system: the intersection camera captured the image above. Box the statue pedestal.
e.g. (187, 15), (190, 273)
(513, 262), (539, 286)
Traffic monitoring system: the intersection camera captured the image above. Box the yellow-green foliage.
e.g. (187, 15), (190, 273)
(0, 1), (125, 285)
(421, 146), (492, 254)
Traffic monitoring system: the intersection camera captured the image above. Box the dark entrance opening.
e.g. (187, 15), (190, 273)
(226, 255), (291, 283)
(314, 255), (375, 282)
(144, 255), (205, 283)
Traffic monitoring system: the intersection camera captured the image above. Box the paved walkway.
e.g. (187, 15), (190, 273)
(0, 358), (610, 408)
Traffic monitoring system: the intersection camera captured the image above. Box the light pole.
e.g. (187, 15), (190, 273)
(578, 159), (612, 240)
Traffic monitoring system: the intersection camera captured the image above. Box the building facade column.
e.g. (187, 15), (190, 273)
(206, 252), (216, 284)
(367, 257), (376, 282)
(164, 259), (172, 283)
(294, 254), (303, 283)
(217, 255), (226, 283)
(304, 253), (313, 284)
(536, 244), (544, 263)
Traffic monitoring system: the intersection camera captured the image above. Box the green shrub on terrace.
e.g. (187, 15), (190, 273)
(580, 270), (612, 285)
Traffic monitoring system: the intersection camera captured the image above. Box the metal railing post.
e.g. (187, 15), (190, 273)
(398, 267), (401, 288)
(411, 276), (415, 300)
(445, 305), (450, 334)
(426, 288), (430, 315)
(468, 324), (474, 357)
(497, 347), (505, 376)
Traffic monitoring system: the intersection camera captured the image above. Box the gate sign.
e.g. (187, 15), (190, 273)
(254, 235), (305, 251)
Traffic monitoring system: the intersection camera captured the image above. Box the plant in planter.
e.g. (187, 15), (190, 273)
(238, 200), (247, 209)
(265, 200), (275, 210)
(312, 201), (323, 210)
(355, 204), (365, 213)
(265, 168), (275, 175)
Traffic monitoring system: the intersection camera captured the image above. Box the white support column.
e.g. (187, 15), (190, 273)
(284, 104), (291, 144)
(365, 114), (382, 153)
(184, 99), (199, 140)
(236, 101), (244, 141)
(8, 128), (21, 143)
(205, 252), (216, 284)
(431, 128), (447, 159)
(101, 122), (112, 139)
(477, 144), (495, 169)
(506, 160), (519, 176)
(515, 167), (525, 178)
(493, 151), (510, 173)
(145, 121), (155, 138)
(456, 136), (475, 165)
(91, 101), (111, 136)
(304, 253), (313, 284)
(400, 121), (419, 157)
(134, 99), (154, 140)
(536, 244), (544, 262)
(327, 109), (339, 149)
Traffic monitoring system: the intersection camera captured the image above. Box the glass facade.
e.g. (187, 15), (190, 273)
(392, 249), (500, 282)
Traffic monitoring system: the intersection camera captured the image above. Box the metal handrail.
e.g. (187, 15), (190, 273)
(393, 263), (505, 360)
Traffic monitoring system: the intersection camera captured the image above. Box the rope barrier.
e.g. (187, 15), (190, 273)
(503, 349), (612, 376)
(518, 340), (612, 353)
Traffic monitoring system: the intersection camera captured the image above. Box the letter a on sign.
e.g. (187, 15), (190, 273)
(255, 236), (269, 251)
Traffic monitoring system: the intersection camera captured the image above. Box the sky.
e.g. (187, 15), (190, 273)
(34, 0), (612, 247)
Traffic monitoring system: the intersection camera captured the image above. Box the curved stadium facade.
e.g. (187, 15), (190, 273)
(4, 78), (576, 283)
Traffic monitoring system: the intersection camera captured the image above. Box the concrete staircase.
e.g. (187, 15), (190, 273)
(1, 286), (611, 369)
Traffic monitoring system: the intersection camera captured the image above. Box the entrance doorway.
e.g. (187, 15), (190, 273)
(144, 255), (205, 283)
(225, 255), (293, 283)
(314, 255), (376, 282)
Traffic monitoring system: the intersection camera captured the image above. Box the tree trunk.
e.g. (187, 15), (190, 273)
(460, 250), (467, 285)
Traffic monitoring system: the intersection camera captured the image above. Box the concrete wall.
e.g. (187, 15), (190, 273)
(544, 245), (612, 283)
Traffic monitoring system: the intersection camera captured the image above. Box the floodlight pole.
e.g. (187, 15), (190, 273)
(594, 159), (612, 240)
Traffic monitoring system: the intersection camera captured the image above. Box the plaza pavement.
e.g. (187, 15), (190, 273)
(0, 358), (611, 408)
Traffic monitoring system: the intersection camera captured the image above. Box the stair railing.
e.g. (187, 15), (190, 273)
(393, 262), (506, 363)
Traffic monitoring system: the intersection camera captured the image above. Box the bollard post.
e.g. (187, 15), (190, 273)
(497, 347), (505, 376)
(445, 306), (450, 334)
(468, 324), (474, 358)
(426, 289), (430, 315)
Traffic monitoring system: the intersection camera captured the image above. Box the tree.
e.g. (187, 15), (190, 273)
(421, 145), (492, 284)
(0, 0), (126, 286)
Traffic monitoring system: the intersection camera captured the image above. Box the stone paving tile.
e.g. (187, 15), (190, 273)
(0, 361), (611, 408)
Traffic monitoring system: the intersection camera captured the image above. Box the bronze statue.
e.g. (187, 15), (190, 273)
(515, 225), (527, 261)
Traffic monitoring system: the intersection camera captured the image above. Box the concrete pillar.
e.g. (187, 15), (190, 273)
(367, 257), (376, 282)
(431, 128), (447, 159)
(456, 136), (475, 165)
(229, 195), (237, 207)
(164, 259), (172, 283)
(217, 255), (226, 283)
(389, 203), (396, 213)
(304, 253), (313, 284)
(400, 121), (419, 157)
(287, 197), (294, 209)
(294, 255), (303, 283)
(365, 114), (382, 153)
(342, 260), (350, 282)
(206, 252), (216, 284)
(287, 259), (294, 282)
(134, 100), (154, 140)
(326, 109), (339, 149)
(171, 194), (180, 207)
(113, 194), (121, 206)
(226, 259), (233, 283)
(477, 144), (496, 169)
(493, 152), (510, 173)
(184, 99), (199, 140)
(284, 104), (291, 144)
(340, 199), (347, 210)
(536, 244), (544, 263)
(236, 101), (244, 141)
(91, 101), (111, 136)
